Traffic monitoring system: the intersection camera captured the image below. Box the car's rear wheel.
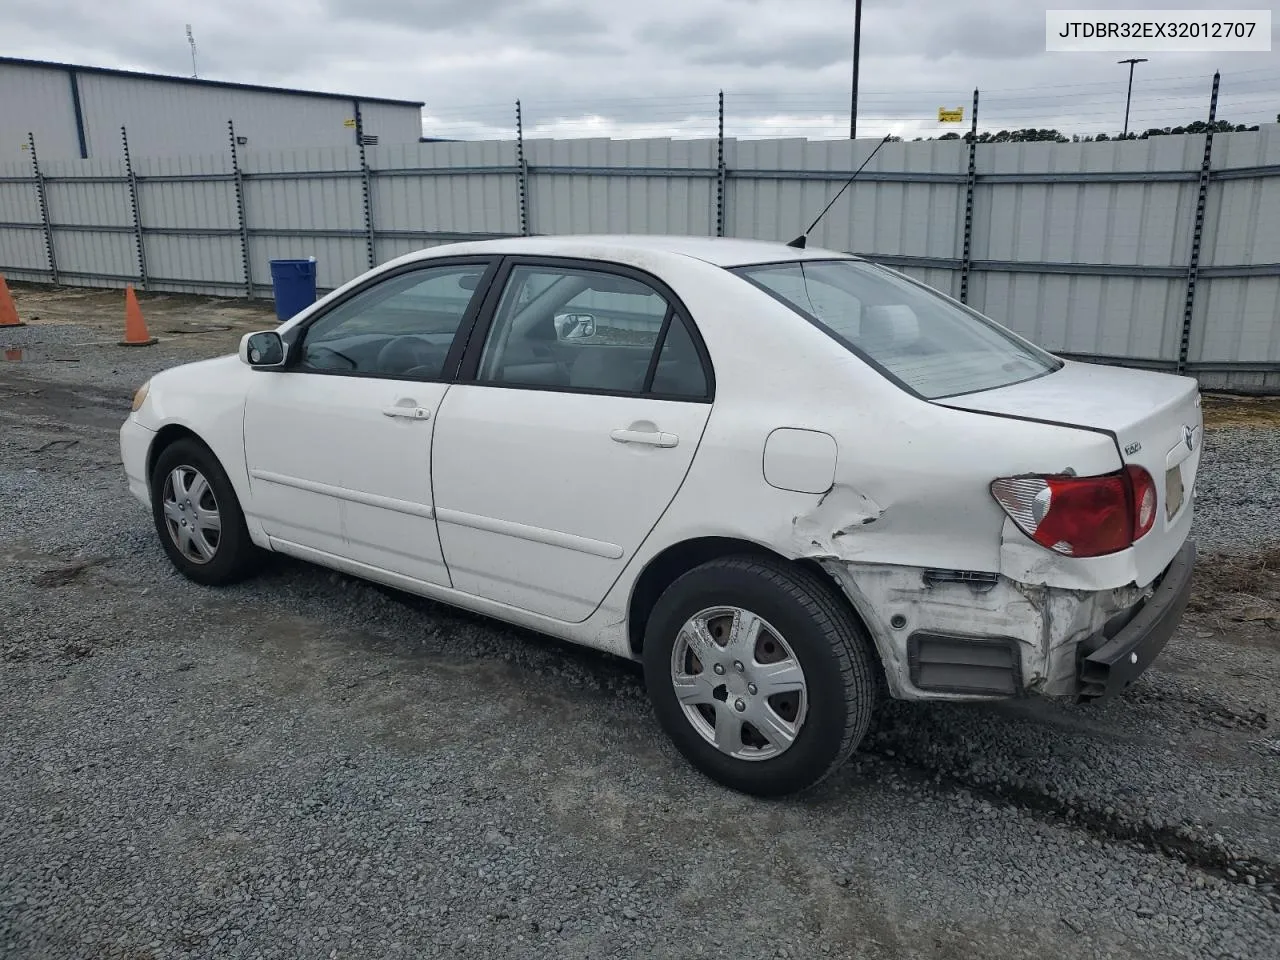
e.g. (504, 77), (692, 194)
(642, 555), (878, 797)
(149, 438), (262, 586)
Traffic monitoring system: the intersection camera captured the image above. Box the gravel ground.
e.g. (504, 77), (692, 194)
(1187, 422), (1280, 555)
(2, 287), (1279, 960)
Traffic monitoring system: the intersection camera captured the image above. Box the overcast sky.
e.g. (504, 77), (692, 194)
(6, 0), (1279, 139)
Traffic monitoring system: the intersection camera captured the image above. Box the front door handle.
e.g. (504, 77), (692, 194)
(610, 428), (678, 448)
(383, 404), (431, 420)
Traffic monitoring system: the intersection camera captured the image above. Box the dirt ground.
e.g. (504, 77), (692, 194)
(2, 282), (1279, 960)
(2, 281), (278, 349)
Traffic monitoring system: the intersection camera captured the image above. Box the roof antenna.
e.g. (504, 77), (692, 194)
(786, 132), (893, 249)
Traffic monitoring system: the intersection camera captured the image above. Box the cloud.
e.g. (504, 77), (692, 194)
(636, 15), (734, 46)
(319, 0), (525, 31)
(690, 32), (856, 70)
(2, 0), (1275, 142)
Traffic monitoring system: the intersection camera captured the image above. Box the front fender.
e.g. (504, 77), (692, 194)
(130, 355), (261, 544)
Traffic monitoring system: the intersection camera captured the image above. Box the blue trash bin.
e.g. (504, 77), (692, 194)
(269, 257), (317, 322)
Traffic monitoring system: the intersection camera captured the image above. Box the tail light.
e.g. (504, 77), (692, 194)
(990, 465), (1157, 558)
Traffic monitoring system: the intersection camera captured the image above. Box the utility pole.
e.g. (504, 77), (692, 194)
(1119, 57), (1147, 138)
(849, 0), (863, 139)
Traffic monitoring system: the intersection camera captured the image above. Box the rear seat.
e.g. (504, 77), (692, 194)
(569, 348), (648, 392)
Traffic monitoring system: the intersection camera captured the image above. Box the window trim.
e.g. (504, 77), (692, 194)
(278, 256), (502, 384)
(640, 304), (676, 395)
(729, 257), (1062, 402)
(455, 255), (716, 403)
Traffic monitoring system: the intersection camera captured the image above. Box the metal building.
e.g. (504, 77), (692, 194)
(0, 57), (425, 162)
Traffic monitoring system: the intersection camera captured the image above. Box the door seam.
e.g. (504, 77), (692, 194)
(431, 381), (456, 589)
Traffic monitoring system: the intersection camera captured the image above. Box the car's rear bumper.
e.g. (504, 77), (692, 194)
(822, 540), (1196, 703)
(1074, 539), (1196, 702)
(119, 416), (155, 507)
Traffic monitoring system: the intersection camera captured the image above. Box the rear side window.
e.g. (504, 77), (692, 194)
(734, 259), (1061, 399)
(474, 264), (711, 399)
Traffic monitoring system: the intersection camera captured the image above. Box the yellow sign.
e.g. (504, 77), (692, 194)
(938, 107), (964, 123)
(343, 118), (357, 128)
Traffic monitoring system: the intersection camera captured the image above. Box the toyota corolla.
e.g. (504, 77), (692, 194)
(120, 235), (1201, 796)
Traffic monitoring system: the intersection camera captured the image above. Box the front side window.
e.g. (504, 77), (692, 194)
(476, 264), (709, 398)
(734, 259), (1060, 399)
(298, 263), (488, 379)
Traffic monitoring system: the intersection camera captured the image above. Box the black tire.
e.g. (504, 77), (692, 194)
(642, 555), (879, 797)
(149, 437), (263, 586)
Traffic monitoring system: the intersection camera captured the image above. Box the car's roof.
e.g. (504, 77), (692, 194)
(414, 234), (861, 268)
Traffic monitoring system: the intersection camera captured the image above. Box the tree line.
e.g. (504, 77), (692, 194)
(893, 118), (1270, 143)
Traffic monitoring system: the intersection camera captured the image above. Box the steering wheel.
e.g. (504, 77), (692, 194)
(376, 336), (445, 377)
(304, 345), (357, 370)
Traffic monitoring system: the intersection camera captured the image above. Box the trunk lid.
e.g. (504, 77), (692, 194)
(936, 360), (1203, 587)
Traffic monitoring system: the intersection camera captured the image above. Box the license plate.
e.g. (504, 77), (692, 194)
(1165, 464), (1185, 519)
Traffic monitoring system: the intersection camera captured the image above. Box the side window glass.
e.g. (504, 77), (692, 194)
(477, 266), (670, 394)
(649, 315), (709, 399)
(299, 263), (486, 379)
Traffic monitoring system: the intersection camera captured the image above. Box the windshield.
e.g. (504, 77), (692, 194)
(734, 259), (1061, 399)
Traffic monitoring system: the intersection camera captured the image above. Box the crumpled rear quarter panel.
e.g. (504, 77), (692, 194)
(820, 560), (1150, 700)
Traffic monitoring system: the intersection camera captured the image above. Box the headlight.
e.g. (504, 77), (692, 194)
(131, 381), (150, 412)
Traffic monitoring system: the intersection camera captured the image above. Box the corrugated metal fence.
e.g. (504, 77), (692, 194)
(2, 120), (1278, 391)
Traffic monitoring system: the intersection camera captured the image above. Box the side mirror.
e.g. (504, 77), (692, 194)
(554, 313), (597, 341)
(239, 331), (287, 368)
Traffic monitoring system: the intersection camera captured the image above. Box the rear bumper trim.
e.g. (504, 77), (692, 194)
(907, 632), (1023, 697)
(1076, 540), (1196, 701)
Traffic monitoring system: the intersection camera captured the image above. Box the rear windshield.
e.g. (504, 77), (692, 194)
(733, 259), (1061, 399)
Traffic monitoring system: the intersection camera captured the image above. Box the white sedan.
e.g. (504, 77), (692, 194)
(120, 235), (1201, 796)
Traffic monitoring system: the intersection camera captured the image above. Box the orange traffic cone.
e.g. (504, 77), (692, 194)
(120, 285), (157, 347)
(0, 274), (25, 328)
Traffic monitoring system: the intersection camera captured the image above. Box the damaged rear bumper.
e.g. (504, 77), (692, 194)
(1075, 540), (1196, 701)
(820, 539), (1197, 704)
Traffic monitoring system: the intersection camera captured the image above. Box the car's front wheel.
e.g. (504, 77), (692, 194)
(642, 555), (879, 797)
(149, 437), (262, 586)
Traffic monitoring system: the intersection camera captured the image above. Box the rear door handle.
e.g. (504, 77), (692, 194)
(383, 405), (431, 420)
(610, 428), (678, 448)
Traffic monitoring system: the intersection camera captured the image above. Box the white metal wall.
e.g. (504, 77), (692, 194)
(726, 137), (968, 298)
(1196, 124), (1280, 374)
(969, 136), (1206, 364)
(0, 63), (81, 163)
(0, 157), (47, 280)
(40, 154), (136, 284)
(524, 138), (720, 237)
(368, 140), (522, 263)
(135, 153), (243, 296)
(74, 74), (421, 159)
(355, 102), (425, 150)
(0, 62), (423, 162)
(2, 126), (1278, 387)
